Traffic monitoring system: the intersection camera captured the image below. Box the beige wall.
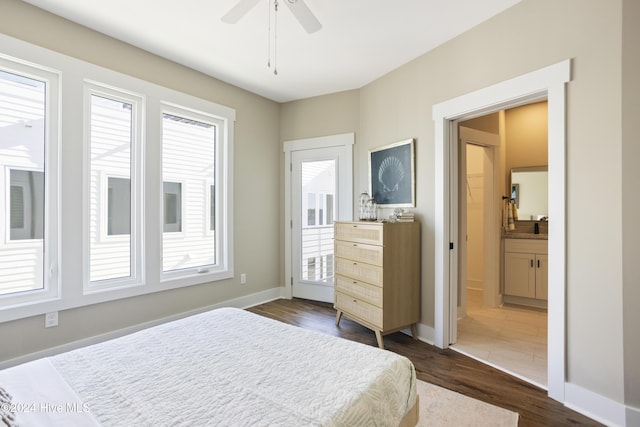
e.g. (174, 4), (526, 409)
(622, 0), (640, 414)
(282, 0), (629, 409)
(279, 90), (360, 143)
(0, 0), (281, 362)
(460, 112), (500, 135)
(504, 101), (548, 172)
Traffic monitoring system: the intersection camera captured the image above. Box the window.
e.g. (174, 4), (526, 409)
(326, 194), (334, 225)
(299, 163), (336, 283)
(10, 185), (24, 228)
(307, 193), (316, 226)
(318, 194), (324, 226)
(87, 88), (141, 286)
(1, 71), (46, 297)
(162, 110), (218, 275)
(0, 59), (59, 303)
(305, 192), (335, 228)
(304, 254), (333, 282)
(0, 34), (234, 321)
(107, 177), (131, 236)
(9, 169), (44, 240)
(163, 181), (182, 233)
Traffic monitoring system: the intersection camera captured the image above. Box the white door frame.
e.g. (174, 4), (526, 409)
(432, 60), (570, 402)
(283, 133), (354, 299)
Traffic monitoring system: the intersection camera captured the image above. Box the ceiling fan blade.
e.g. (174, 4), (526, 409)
(221, 0), (262, 24)
(284, 0), (322, 34)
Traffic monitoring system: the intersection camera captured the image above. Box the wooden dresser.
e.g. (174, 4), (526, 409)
(333, 221), (420, 349)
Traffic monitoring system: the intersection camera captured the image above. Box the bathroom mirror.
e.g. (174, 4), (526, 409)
(510, 166), (548, 220)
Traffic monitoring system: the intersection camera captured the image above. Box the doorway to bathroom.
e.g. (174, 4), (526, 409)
(451, 102), (549, 388)
(432, 59), (569, 401)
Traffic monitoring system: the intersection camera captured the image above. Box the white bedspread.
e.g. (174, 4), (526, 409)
(3, 307), (417, 426)
(0, 358), (100, 426)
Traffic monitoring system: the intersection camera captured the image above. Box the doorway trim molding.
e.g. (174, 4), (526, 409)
(432, 60), (571, 402)
(283, 133), (354, 299)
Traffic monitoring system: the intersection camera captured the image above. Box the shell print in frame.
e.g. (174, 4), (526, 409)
(369, 139), (415, 207)
(378, 156), (405, 192)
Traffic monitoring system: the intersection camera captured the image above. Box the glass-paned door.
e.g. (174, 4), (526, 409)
(291, 145), (349, 302)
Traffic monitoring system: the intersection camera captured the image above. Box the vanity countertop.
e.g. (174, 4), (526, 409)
(503, 232), (548, 240)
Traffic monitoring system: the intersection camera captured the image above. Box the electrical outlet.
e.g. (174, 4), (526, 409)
(240, 273), (247, 284)
(45, 311), (58, 328)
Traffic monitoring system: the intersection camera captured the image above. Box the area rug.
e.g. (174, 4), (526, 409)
(416, 379), (518, 426)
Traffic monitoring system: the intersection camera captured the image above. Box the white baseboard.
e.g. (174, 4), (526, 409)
(388, 323), (434, 345)
(565, 382), (627, 427)
(626, 405), (640, 427)
(0, 287), (284, 370)
(414, 322), (435, 346)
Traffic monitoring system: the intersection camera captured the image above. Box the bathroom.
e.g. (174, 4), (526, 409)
(453, 100), (549, 388)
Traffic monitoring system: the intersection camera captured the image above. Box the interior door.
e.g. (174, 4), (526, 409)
(291, 145), (351, 302)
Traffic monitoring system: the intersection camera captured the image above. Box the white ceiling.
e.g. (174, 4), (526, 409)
(22, 0), (522, 103)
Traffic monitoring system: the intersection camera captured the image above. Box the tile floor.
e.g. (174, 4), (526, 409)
(452, 288), (548, 388)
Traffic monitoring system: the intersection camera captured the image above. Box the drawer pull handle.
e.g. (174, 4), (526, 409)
(353, 299), (357, 303)
(353, 262), (358, 266)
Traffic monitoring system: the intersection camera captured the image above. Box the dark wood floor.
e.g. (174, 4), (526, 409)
(247, 298), (602, 427)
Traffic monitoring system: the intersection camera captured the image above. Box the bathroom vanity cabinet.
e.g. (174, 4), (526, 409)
(504, 238), (548, 303)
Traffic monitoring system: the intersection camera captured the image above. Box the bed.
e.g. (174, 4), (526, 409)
(0, 307), (418, 426)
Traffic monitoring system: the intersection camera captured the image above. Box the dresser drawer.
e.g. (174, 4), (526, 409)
(335, 274), (383, 307)
(335, 257), (383, 286)
(335, 240), (383, 266)
(335, 222), (383, 245)
(335, 292), (382, 327)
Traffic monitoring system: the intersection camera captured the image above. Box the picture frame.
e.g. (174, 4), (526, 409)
(369, 138), (415, 207)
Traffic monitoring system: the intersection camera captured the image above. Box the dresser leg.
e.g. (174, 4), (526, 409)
(335, 310), (343, 326)
(375, 330), (384, 349)
(411, 323), (418, 340)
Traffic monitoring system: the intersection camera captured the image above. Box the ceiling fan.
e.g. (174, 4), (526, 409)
(222, 0), (322, 34)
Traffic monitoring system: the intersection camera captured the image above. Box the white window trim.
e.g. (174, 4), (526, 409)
(0, 51), (60, 311)
(0, 33), (234, 323)
(83, 82), (144, 293)
(160, 102), (232, 284)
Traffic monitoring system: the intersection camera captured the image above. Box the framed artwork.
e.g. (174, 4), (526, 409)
(369, 138), (415, 207)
